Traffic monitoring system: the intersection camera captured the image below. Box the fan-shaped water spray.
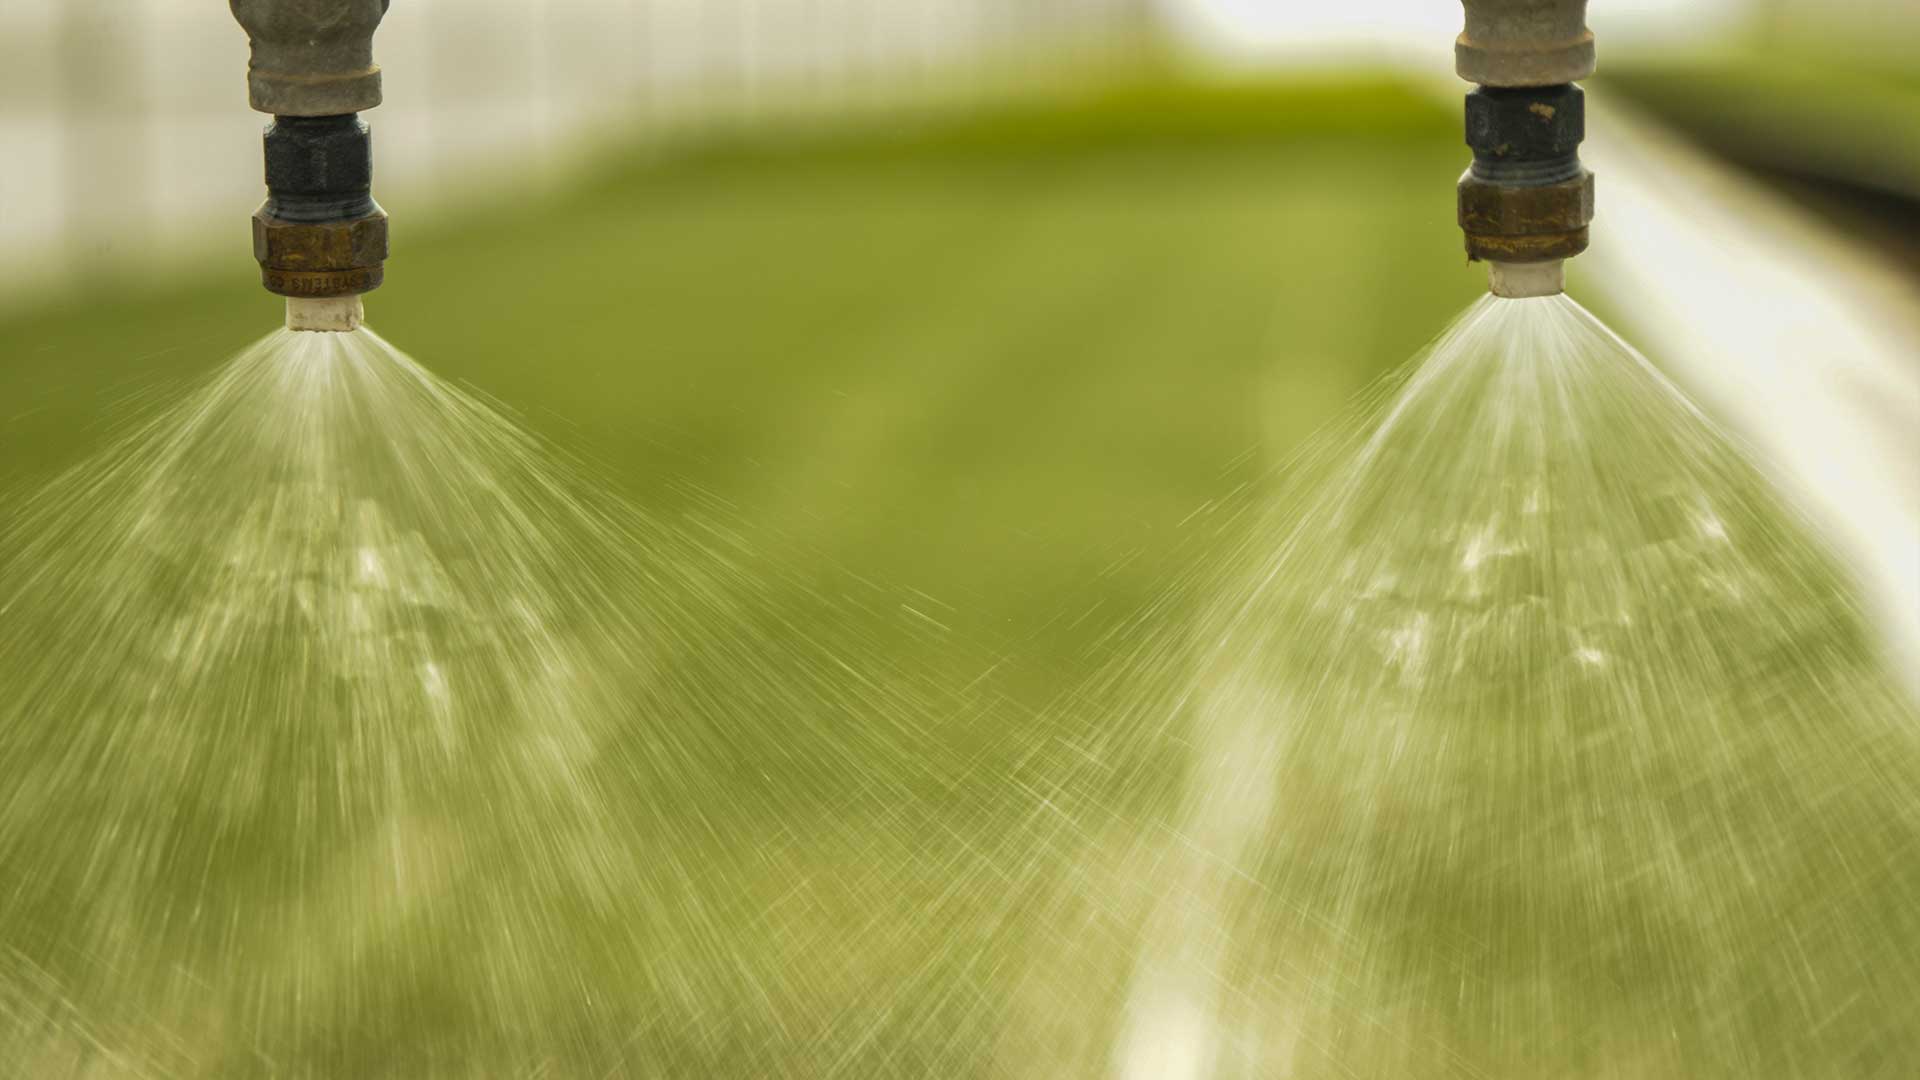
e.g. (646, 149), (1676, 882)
(0, 327), (952, 1076)
(927, 294), (1920, 1079)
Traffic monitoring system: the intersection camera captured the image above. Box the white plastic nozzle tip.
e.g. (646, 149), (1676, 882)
(1488, 260), (1566, 299)
(286, 295), (365, 333)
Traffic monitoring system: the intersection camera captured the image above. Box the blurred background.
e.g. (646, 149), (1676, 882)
(1, 0), (1913, 682)
(2, 1), (1916, 292)
(1, 2), (1916, 1072)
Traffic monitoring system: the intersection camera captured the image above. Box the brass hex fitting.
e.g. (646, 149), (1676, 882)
(1458, 168), (1593, 263)
(251, 207), (388, 298)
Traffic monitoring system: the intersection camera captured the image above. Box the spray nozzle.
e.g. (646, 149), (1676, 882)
(1455, 1), (1596, 298)
(1457, 84), (1594, 279)
(232, 1), (392, 329)
(251, 113), (388, 313)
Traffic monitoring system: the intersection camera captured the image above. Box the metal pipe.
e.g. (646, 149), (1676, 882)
(229, 0), (389, 117)
(1456, 0), (1594, 89)
(230, 1), (392, 328)
(1456, 0), (1595, 298)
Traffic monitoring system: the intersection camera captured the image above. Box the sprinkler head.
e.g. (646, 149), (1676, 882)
(252, 205), (387, 299)
(1454, 3), (1597, 296)
(286, 296), (365, 333)
(1457, 83), (1593, 282)
(1487, 260), (1565, 299)
(252, 114), (388, 307)
(231, 3), (392, 324)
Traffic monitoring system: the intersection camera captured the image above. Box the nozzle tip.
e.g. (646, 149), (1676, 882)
(286, 295), (365, 333)
(1488, 260), (1565, 299)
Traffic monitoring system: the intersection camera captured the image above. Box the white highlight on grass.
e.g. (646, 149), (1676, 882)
(1088, 292), (1919, 1077)
(1581, 101), (1920, 699)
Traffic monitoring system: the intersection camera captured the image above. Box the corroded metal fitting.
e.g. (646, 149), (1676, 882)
(230, 0), (389, 117)
(1458, 173), (1592, 262)
(1457, 0), (1594, 88)
(252, 207), (387, 298)
(231, 4), (391, 308)
(251, 113), (386, 299)
(1457, 84), (1593, 264)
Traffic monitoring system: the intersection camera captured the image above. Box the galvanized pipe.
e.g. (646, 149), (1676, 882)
(1456, 0), (1595, 88)
(229, 0), (390, 117)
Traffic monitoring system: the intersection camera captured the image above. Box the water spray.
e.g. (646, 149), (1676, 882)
(230, 0), (391, 332)
(1456, 0), (1595, 299)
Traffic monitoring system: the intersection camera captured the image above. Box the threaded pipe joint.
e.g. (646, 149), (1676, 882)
(1457, 83), (1594, 265)
(252, 112), (386, 298)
